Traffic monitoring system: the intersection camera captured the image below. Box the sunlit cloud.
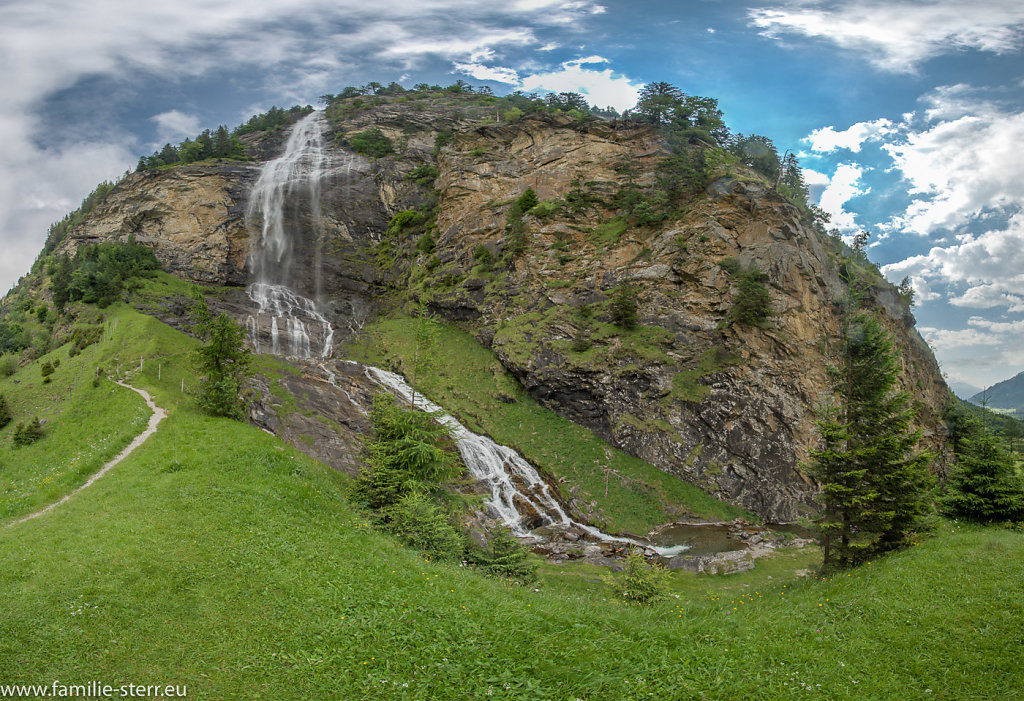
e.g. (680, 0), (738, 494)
(519, 56), (642, 111)
(749, 0), (1024, 72)
(812, 163), (868, 232)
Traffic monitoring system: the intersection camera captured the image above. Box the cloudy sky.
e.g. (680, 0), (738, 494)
(2, 0), (1023, 393)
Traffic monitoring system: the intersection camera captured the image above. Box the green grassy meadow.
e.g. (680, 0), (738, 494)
(1, 304), (1022, 699)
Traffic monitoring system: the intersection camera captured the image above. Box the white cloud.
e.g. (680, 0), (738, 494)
(883, 211), (1024, 312)
(562, 55), (608, 68)
(519, 56), (642, 111)
(749, 0), (1024, 72)
(151, 110), (201, 145)
(918, 326), (1002, 350)
(801, 168), (830, 187)
(453, 62), (521, 84)
(813, 164), (868, 232)
(883, 88), (1024, 236)
(805, 118), (893, 153)
(968, 316), (1024, 333)
(0, 0), (610, 294)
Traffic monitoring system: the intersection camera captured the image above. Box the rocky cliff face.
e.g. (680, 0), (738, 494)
(411, 113), (950, 520)
(49, 93), (951, 521)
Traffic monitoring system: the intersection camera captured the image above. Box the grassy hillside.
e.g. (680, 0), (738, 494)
(2, 304), (1023, 700)
(0, 298), (196, 520)
(344, 312), (749, 533)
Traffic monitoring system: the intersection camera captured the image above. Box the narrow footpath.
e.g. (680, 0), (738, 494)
(7, 381), (167, 526)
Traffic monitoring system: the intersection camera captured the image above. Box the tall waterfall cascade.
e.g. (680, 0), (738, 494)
(245, 111), (334, 359)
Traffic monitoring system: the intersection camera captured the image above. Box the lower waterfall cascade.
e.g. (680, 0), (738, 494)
(363, 366), (689, 557)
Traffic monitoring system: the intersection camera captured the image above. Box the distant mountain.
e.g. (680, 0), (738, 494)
(970, 371), (1024, 413)
(949, 379), (983, 400)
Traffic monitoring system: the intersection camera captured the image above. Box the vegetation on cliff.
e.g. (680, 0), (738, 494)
(136, 104), (314, 172)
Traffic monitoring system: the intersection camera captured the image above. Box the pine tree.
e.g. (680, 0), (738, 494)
(467, 527), (537, 583)
(610, 284), (639, 330)
(409, 303), (440, 407)
(193, 312), (253, 419)
(634, 82), (684, 125)
(808, 313), (933, 569)
(515, 187), (538, 213)
(941, 432), (1024, 522)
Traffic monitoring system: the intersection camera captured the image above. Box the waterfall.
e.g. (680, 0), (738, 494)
(245, 111), (334, 359)
(364, 366), (689, 556)
(240, 115), (686, 554)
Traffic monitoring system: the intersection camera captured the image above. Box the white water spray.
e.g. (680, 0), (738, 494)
(364, 366), (689, 555)
(245, 111), (334, 359)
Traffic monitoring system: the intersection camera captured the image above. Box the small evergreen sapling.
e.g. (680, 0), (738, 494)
(192, 311), (253, 419)
(12, 416), (43, 446)
(617, 548), (671, 604)
(610, 284), (639, 330)
(467, 527), (537, 583)
(0, 393), (11, 429)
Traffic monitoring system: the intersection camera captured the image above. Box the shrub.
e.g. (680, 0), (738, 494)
(594, 217), (627, 244)
(504, 190), (539, 257)
(406, 164), (439, 186)
(473, 244), (493, 267)
(69, 323), (103, 356)
(12, 416), (43, 447)
(0, 354), (16, 377)
(529, 200), (559, 218)
(347, 128), (394, 158)
(415, 232), (436, 255)
(386, 491), (464, 561)
(515, 188), (539, 213)
(503, 107), (524, 122)
(730, 274), (772, 327)
(40, 360), (54, 384)
(387, 210), (424, 236)
(571, 332), (592, 353)
(0, 393), (11, 429)
(432, 130), (453, 158)
(353, 394), (461, 510)
(721, 261), (773, 327)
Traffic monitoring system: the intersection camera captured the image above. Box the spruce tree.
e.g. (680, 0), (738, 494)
(610, 284), (639, 330)
(193, 312), (253, 419)
(941, 432), (1024, 522)
(808, 313), (933, 569)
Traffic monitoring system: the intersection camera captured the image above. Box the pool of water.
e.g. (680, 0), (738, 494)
(646, 523), (746, 556)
